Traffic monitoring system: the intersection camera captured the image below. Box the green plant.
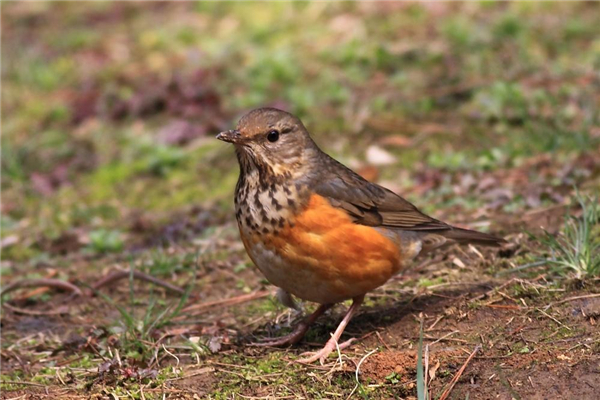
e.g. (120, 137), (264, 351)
(416, 316), (429, 400)
(88, 229), (125, 253)
(536, 193), (600, 278)
(95, 266), (194, 363)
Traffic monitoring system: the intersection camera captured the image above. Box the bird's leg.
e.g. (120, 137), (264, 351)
(276, 288), (300, 311)
(298, 294), (365, 364)
(250, 303), (333, 347)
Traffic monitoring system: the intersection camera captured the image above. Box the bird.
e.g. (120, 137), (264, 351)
(217, 108), (505, 363)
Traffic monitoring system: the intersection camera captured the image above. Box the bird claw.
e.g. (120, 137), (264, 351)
(296, 338), (356, 364)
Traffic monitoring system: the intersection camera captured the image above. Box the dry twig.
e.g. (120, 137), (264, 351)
(178, 290), (271, 315)
(438, 345), (481, 400)
(92, 270), (185, 294)
(1, 278), (82, 298)
(544, 293), (600, 311)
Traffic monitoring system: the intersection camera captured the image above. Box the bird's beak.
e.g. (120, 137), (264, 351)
(216, 129), (242, 144)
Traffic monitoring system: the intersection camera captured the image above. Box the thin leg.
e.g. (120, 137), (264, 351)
(250, 303), (333, 347)
(298, 295), (365, 364)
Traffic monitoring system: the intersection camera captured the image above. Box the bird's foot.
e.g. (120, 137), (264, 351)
(297, 338), (356, 364)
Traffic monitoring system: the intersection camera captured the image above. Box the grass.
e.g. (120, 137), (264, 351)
(416, 316), (428, 400)
(536, 193), (600, 278)
(93, 264), (195, 365)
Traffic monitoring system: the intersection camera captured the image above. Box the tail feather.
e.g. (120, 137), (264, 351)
(441, 226), (506, 247)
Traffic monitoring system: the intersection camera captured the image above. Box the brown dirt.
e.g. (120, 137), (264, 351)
(1, 216), (599, 399)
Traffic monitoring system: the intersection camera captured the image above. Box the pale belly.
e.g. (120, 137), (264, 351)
(246, 240), (346, 304)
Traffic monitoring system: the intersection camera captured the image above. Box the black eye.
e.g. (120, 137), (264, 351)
(267, 130), (279, 142)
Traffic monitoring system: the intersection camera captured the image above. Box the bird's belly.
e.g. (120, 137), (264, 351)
(239, 194), (404, 304)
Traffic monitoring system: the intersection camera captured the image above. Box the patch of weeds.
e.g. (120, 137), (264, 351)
(31, 367), (55, 385)
(470, 81), (529, 123)
(136, 143), (185, 177)
(0, 370), (45, 391)
(417, 277), (445, 288)
(143, 250), (197, 277)
(540, 324), (574, 342)
(532, 193), (600, 278)
(245, 297), (284, 320)
(385, 371), (402, 385)
(213, 353), (299, 397)
(468, 300), (483, 311)
(87, 229), (125, 253)
(493, 13), (525, 39)
(95, 266), (194, 364)
(233, 261), (250, 273)
(69, 354), (95, 369)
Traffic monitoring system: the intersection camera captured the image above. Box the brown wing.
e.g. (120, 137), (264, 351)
(314, 156), (449, 231)
(313, 155), (506, 246)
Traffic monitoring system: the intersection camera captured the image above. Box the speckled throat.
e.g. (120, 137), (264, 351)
(233, 148), (311, 236)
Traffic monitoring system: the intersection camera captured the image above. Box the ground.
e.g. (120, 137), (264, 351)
(1, 2), (600, 399)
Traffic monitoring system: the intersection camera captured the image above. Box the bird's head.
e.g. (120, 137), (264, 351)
(217, 108), (317, 177)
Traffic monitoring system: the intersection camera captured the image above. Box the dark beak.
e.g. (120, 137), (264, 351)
(216, 129), (242, 144)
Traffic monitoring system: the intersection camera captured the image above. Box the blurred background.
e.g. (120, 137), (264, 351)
(3, 2), (600, 263)
(2, 2), (600, 397)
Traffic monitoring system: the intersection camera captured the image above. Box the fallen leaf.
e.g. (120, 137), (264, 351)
(429, 359), (441, 382)
(452, 257), (466, 269)
(366, 145), (396, 166)
(208, 336), (222, 353)
(0, 235), (19, 249)
(379, 135), (413, 148)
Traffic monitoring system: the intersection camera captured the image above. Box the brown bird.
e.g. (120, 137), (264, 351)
(217, 108), (505, 363)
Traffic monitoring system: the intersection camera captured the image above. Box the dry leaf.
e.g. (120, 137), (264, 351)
(379, 135), (413, 148)
(452, 257), (466, 269)
(429, 359), (441, 382)
(366, 145), (396, 166)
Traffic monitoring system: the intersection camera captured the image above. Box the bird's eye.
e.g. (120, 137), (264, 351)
(267, 130), (280, 142)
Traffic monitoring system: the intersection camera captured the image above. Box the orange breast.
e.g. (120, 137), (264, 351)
(240, 194), (404, 304)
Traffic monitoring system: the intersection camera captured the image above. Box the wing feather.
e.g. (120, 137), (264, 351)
(314, 157), (449, 231)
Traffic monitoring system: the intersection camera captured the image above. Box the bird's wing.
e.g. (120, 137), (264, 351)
(314, 157), (449, 231)
(313, 156), (506, 247)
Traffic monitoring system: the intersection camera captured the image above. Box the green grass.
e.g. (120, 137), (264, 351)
(416, 316), (428, 400)
(93, 264), (195, 364)
(536, 193), (600, 278)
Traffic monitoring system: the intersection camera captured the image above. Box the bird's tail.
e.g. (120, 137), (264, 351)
(441, 226), (507, 247)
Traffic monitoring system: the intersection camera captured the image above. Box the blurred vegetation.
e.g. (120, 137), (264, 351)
(3, 2), (600, 264)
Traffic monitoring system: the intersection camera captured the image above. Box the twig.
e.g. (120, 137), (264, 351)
(536, 308), (572, 331)
(0, 380), (49, 388)
(426, 315), (444, 331)
(164, 367), (214, 381)
(484, 304), (522, 310)
(178, 290), (270, 315)
(1, 303), (70, 316)
(544, 293), (600, 311)
(92, 270), (185, 294)
(375, 331), (392, 351)
(429, 331), (460, 346)
(425, 334), (468, 344)
(438, 345), (481, 400)
(347, 348), (378, 399)
(1, 278), (82, 298)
